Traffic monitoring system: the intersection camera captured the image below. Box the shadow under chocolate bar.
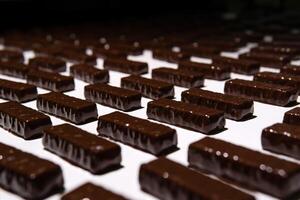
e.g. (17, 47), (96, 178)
(70, 64), (109, 84)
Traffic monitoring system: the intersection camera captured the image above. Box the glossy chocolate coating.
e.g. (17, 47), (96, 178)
(121, 75), (174, 100)
(0, 78), (37, 102)
(147, 98), (225, 134)
(262, 123), (300, 159)
(93, 47), (128, 59)
(152, 49), (190, 63)
(251, 45), (300, 56)
(182, 88), (254, 120)
(37, 92), (98, 124)
(152, 67), (204, 88)
(0, 142), (64, 199)
(97, 111), (177, 155)
(180, 45), (221, 58)
(281, 64), (300, 76)
(188, 137), (300, 198)
(0, 50), (24, 63)
(139, 157), (254, 200)
(212, 56), (260, 75)
(283, 107), (300, 125)
(62, 182), (128, 200)
(27, 69), (75, 92)
(85, 83), (141, 111)
(61, 51), (97, 65)
(70, 64), (109, 84)
(224, 79), (298, 106)
(178, 60), (230, 80)
(0, 61), (29, 79)
(103, 58), (148, 75)
(28, 56), (66, 73)
(43, 124), (121, 173)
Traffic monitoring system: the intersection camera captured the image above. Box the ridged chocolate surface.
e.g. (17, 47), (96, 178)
(284, 107), (300, 125)
(0, 61), (29, 79)
(104, 58), (148, 75)
(181, 88), (254, 120)
(0, 142), (64, 199)
(27, 69), (75, 92)
(147, 98), (225, 134)
(0, 78), (37, 102)
(121, 75), (174, 99)
(43, 124), (121, 173)
(0, 50), (24, 63)
(70, 64), (109, 84)
(139, 158), (255, 200)
(188, 137), (300, 198)
(152, 49), (189, 63)
(224, 79), (298, 106)
(178, 60), (230, 80)
(28, 56), (66, 73)
(152, 67), (204, 88)
(37, 92), (98, 124)
(97, 111), (177, 155)
(85, 83), (141, 111)
(281, 64), (300, 76)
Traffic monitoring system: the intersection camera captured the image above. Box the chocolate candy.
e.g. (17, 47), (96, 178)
(0, 78), (37, 102)
(147, 98), (225, 134)
(0, 142), (64, 199)
(283, 107), (300, 125)
(152, 49), (189, 63)
(251, 45), (300, 56)
(139, 157), (254, 200)
(85, 83), (141, 111)
(0, 49), (24, 63)
(212, 56), (260, 75)
(37, 92), (98, 124)
(97, 111), (177, 155)
(121, 75), (174, 99)
(182, 88), (253, 121)
(262, 123), (300, 159)
(70, 64), (109, 84)
(281, 64), (300, 76)
(180, 45), (221, 58)
(28, 56), (66, 73)
(152, 67), (204, 88)
(62, 182), (128, 200)
(0, 61), (29, 79)
(61, 51), (97, 65)
(178, 60), (230, 80)
(239, 52), (290, 68)
(93, 47), (128, 59)
(188, 137), (300, 198)
(254, 71), (300, 92)
(224, 79), (298, 106)
(43, 124), (121, 173)
(27, 69), (75, 92)
(103, 58), (148, 75)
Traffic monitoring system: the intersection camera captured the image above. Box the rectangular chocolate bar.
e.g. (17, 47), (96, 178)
(61, 182), (128, 200)
(152, 49), (190, 63)
(37, 92), (98, 124)
(188, 137), (300, 198)
(178, 60), (230, 80)
(97, 111), (177, 155)
(212, 56), (260, 75)
(139, 158), (254, 200)
(262, 123), (300, 159)
(0, 142), (64, 199)
(182, 88), (254, 120)
(103, 58), (148, 75)
(224, 79), (298, 106)
(0, 61), (29, 79)
(93, 47), (128, 59)
(0, 78), (37, 102)
(151, 67), (204, 88)
(283, 107), (300, 125)
(70, 64), (109, 84)
(43, 124), (121, 173)
(27, 69), (75, 92)
(121, 75), (174, 99)
(180, 45), (221, 58)
(281, 64), (300, 76)
(147, 98), (225, 134)
(251, 45), (300, 56)
(28, 56), (66, 73)
(85, 83), (141, 111)
(0, 49), (24, 63)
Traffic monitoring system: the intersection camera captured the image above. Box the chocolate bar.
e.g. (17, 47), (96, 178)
(188, 137), (300, 198)
(43, 124), (121, 173)
(281, 64), (300, 76)
(239, 52), (290, 68)
(251, 45), (300, 56)
(0, 78), (37, 102)
(147, 98), (225, 134)
(37, 92), (98, 124)
(103, 58), (148, 75)
(70, 64), (109, 84)
(62, 182), (128, 200)
(93, 47), (128, 59)
(262, 123), (300, 159)
(180, 45), (221, 58)
(151, 67), (204, 88)
(152, 49), (189, 63)
(178, 60), (230, 80)
(254, 72), (300, 92)
(0, 49), (24, 63)
(224, 79), (298, 106)
(0, 142), (64, 199)
(121, 75), (174, 99)
(0, 61), (29, 79)
(28, 56), (66, 73)
(27, 70), (75, 92)
(212, 56), (260, 75)
(139, 158), (254, 200)
(97, 111), (177, 155)
(60, 51), (97, 65)
(181, 88), (254, 120)
(283, 107), (300, 125)
(85, 83), (141, 111)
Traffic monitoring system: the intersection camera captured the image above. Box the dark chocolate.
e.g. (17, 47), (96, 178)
(93, 47), (128, 59)
(0, 61), (29, 79)
(0, 50), (24, 63)
(152, 49), (190, 63)
(70, 64), (109, 84)
(251, 45), (300, 56)
(103, 58), (148, 75)
(28, 56), (66, 73)
(180, 45), (221, 58)
(283, 107), (300, 125)
(281, 64), (300, 76)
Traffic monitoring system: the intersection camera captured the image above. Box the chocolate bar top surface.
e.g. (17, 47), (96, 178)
(29, 56), (65, 66)
(179, 60), (228, 71)
(281, 65), (300, 75)
(255, 71), (300, 82)
(85, 83), (140, 97)
(105, 57), (147, 66)
(285, 107), (300, 118)
(239, 52), (290, 62)
(100, 111), (175, 138)
(152, 67), (203, 77)
(70, 64), (107, 73)
(122, 75), (173, 89)
(28, 69), (73, 82)
(213, 55), (259, 65)
(0, 78), (35, 90)
(264, 123), (300, 139)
